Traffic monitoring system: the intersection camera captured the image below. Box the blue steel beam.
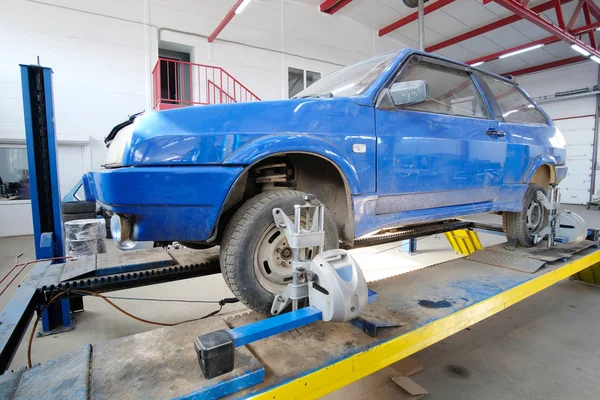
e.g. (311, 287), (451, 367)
(230, 289), (378, 347)
(230, 306), (323, 347)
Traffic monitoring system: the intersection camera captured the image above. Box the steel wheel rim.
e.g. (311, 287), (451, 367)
(526, 199), (543, 234)
(253, 222), (295, 294)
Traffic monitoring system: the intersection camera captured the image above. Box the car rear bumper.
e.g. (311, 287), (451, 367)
(84, 166), (244, 242)
(555, 165), (568, 184)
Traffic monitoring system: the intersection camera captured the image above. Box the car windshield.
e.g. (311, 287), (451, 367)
(294, 51), (398, 99)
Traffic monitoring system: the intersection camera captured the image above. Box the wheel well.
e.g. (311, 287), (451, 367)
(216, 153), (354, 244)
(529, 164), (556, 190)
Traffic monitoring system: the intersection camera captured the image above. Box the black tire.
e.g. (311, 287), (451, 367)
(503, 183), (549, 247)
(63, 212), (97, 223)
(220, 190), (339, 315)
(62, 201), (96, 214)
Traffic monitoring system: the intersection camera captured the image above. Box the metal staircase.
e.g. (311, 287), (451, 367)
(152, 58), (260, 110)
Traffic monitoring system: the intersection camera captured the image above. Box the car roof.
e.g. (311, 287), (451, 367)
(397, 49), (516, 84)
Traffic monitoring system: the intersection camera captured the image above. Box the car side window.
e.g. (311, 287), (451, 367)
(480, 75), (548, 125)
(395, 61), (489, 119)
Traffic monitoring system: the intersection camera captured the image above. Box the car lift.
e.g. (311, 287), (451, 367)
(1, 65), (599, 399)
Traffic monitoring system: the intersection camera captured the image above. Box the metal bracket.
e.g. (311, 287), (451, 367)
(535, 186), (587, 247)
(270, 194), (325, 313)
(535, 186), (560, 247)
(271, 282), (308, 315)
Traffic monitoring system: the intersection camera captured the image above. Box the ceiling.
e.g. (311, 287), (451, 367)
(296, 0), (599, 75)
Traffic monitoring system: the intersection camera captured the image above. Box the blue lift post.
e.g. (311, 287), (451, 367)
(19, 64), (78, 333)
(400, 238), (418, 255)
(20, 65), (64, 260)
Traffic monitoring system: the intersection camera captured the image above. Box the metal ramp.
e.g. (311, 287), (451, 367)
(465, 240), (598, 273)
(2, 242), (598, 399)
(2, 319), (263, 400)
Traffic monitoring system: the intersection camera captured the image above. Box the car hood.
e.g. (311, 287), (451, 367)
(122, 97), (364, 166)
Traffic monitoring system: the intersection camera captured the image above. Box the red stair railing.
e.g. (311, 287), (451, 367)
(152, 58), (260, 110)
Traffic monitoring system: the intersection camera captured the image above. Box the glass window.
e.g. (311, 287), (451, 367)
(397, 62), (489, 118)
(288, 67), (305, 98)
(293, 51), (397, 99)
(306, 70), (321, 89)
(480, 75), (547, 125)
(288, 68), (322, 98)
(0, 147), (30, 201)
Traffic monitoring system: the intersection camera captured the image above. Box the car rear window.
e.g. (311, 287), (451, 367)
(480, 75), (548, 125)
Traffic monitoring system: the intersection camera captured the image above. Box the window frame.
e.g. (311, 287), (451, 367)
(0, 142), (31, 205)
(385, 55), (493, 120)
(287, 66), (321, 99)
(475, 72), (550, 126)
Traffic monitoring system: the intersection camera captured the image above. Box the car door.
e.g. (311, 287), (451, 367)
(374, 56), (506, 215)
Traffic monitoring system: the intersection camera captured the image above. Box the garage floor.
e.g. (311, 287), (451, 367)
(0, 205), (599, 399)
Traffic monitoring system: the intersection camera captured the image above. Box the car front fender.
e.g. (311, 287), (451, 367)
(223, 134), (362, 194)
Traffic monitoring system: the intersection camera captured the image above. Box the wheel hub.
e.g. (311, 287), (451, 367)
(280, 247), (292, 259)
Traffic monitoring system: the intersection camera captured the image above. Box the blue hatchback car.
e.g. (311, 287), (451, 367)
(85, 49), (567, 313)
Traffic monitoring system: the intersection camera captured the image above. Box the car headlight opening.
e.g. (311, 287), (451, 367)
(105, 125), (134, 167)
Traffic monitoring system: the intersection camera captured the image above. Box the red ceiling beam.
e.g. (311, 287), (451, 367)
(553, 0), (566, 28)
(466, 21), (600, 64)
(585, 0), (600, 21)
(582, 2), (597, 49)
(426, 0), (574, 53)
(572, 21), (600, 34)
(504, 55), (587, 76)
(378, 0), (455, 37)
(489, 0), (600, 58)
(320, 0), (353, 14)
(567, 1), (585, 30)
(208, 0), (244, 43)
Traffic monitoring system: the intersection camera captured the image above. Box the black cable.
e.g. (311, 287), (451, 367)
(98, 295), (239, 304)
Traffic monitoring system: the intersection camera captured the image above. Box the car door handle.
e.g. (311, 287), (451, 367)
(485, 129), (506, 137)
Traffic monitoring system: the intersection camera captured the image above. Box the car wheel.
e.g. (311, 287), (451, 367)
(503, 183), (549, 247)
(220, 190), (339, 315)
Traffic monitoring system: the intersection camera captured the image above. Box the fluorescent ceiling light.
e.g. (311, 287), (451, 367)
(470, 61), (484, 67)
(499, 44), (544, 59)
(571, 44), (590, 56)
(235, 0), (252, 14)
(597, 27), (600, 31)
(591, 55), (600, 64)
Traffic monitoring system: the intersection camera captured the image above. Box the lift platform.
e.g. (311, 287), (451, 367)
(1, 239), (598, 399)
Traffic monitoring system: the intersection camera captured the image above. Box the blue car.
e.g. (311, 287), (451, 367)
(84, 49), (567, 313)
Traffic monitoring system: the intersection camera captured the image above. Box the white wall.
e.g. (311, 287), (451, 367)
(516, 62), (599, 205)
(0, 0), (407, 237)
(5, 0), (594, 236)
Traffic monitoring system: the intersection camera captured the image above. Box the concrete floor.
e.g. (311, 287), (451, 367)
(0, 205), (598, 399)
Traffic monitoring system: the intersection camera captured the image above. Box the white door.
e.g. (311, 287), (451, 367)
(541, 97), (596, 205)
